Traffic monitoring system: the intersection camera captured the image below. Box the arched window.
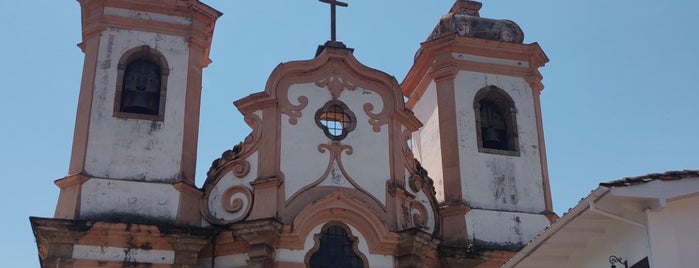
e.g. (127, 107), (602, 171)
(474, 86), (519, 155)
(315, 100), (356, 140)
(114, 45), (169, 121)
(307, 223), (367, 268)
(120, 60), (160, 115)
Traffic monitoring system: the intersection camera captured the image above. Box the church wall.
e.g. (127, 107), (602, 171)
(410, 81), (445, 201)
(72, 245), (175, 265)
(337, 85), (389, 202)
(564, 221), (649, 268)
(646, 195), (699, 267)
(453, 70), (546, 213)
(282, 83), (335, 198)
(199, 254), (250, 268)
(84, 28), (190, 181)
(465, 209), (550, 249)
(281, 82), (390, 205)
(79, 178), (181, 221)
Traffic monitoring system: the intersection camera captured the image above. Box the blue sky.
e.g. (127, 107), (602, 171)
(1, 1), (697, 266)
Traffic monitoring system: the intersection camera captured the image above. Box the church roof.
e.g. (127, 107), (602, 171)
(427, 0), (524, 43)
(505, 169), (699, 267)
(599, 170), (699, 187)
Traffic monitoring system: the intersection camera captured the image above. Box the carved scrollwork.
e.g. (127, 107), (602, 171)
(317, 141), (353, 157)
(230, 159), (250, 178)
(410, 201), (429, 229)
(282, 95), (308, 125)
(363, 102), (389, 133)
(408, 175), (422, 193)
(402, 129), (417, 173)
(221, 186), (253, 221)
(207, 113), (262, 179)
(315, 62), (358, 100)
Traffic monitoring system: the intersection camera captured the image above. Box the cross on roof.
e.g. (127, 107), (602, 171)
(319, 0), (348, 42)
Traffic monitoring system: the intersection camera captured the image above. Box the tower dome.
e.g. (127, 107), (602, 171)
(428, 0), (524, 43)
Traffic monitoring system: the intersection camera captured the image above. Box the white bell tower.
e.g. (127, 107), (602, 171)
(54, 0), (221, 225)
(403, 0), (556, 260)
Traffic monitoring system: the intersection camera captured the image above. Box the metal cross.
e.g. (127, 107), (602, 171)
(319, 0), (348, 42)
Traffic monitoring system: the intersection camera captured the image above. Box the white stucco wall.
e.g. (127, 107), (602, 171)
(410, 82), (444, 201)
(453, 71), (546, 213)
(465, 209), (550, 248)
(80, 178), (181, 220)
(647, 195), (699, 268)
(564, 221), (649, 268)
(73, 245), (174, 264)
(201, 254), (249, 268)
(277, 223), (394, 267)
(103, 7), (192, 26)
(281, 82), (389, 205)
(85, 28), (190, 181)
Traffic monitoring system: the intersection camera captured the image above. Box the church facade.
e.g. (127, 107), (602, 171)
(31, 0), (555, 267)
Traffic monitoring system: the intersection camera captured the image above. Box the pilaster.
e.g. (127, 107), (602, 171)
(232, 219), (283, 268)
(249, 176), (282, 220)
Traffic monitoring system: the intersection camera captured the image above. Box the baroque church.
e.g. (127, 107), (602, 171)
(31, 0), (556, 267)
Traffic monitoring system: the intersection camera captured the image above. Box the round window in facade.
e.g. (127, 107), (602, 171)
(315, 100), (356, 140)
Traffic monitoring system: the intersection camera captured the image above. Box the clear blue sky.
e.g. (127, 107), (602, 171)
(1, 1), (697, 266)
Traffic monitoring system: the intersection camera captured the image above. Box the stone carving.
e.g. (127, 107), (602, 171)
(281, 95), (308, 125)
(410, 201), (429, 229)
(315, 61), (358, 100)
(230, 159), (250, 178)
(206, 113), (261, 178)
(220, 186), (253, 221)
(316, 76), (357, 100)
(427, 1), (524, 44)
(363, 102), (389, 133)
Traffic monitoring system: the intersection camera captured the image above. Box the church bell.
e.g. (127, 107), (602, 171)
(122, 90), (157, 115)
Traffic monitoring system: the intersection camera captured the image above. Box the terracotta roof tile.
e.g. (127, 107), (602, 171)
(599, 170), (699, 187)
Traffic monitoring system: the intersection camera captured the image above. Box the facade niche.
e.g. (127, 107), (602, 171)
(474, 85), (519, 156)
(113, 45), (169, 121)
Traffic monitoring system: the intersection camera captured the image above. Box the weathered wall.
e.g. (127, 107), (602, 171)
(281, 82), (389, 205)
(411, 81), (444, 201)
(565, 221), (649, 268)
(647, 194), (699, 268)
(85, 28), (190, 182)
(465, 209), (550, 249)
(80, 178), (181, 221)
(453, 70), (546, 213)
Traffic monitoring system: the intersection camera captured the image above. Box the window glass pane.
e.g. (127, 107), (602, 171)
(309, 226), (364, 268)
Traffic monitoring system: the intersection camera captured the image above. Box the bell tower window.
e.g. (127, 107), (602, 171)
(306, 223), (367, 268)
(114, 45), (169, 121)
(474, 86), (519, 155)
(315, 100), (356, 140)
(120, 60), (160, 115)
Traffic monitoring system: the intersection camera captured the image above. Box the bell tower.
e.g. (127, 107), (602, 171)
(31, 1), (221, 267)
(52, 0), (221, 225)
(403, 0), (555, 263)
